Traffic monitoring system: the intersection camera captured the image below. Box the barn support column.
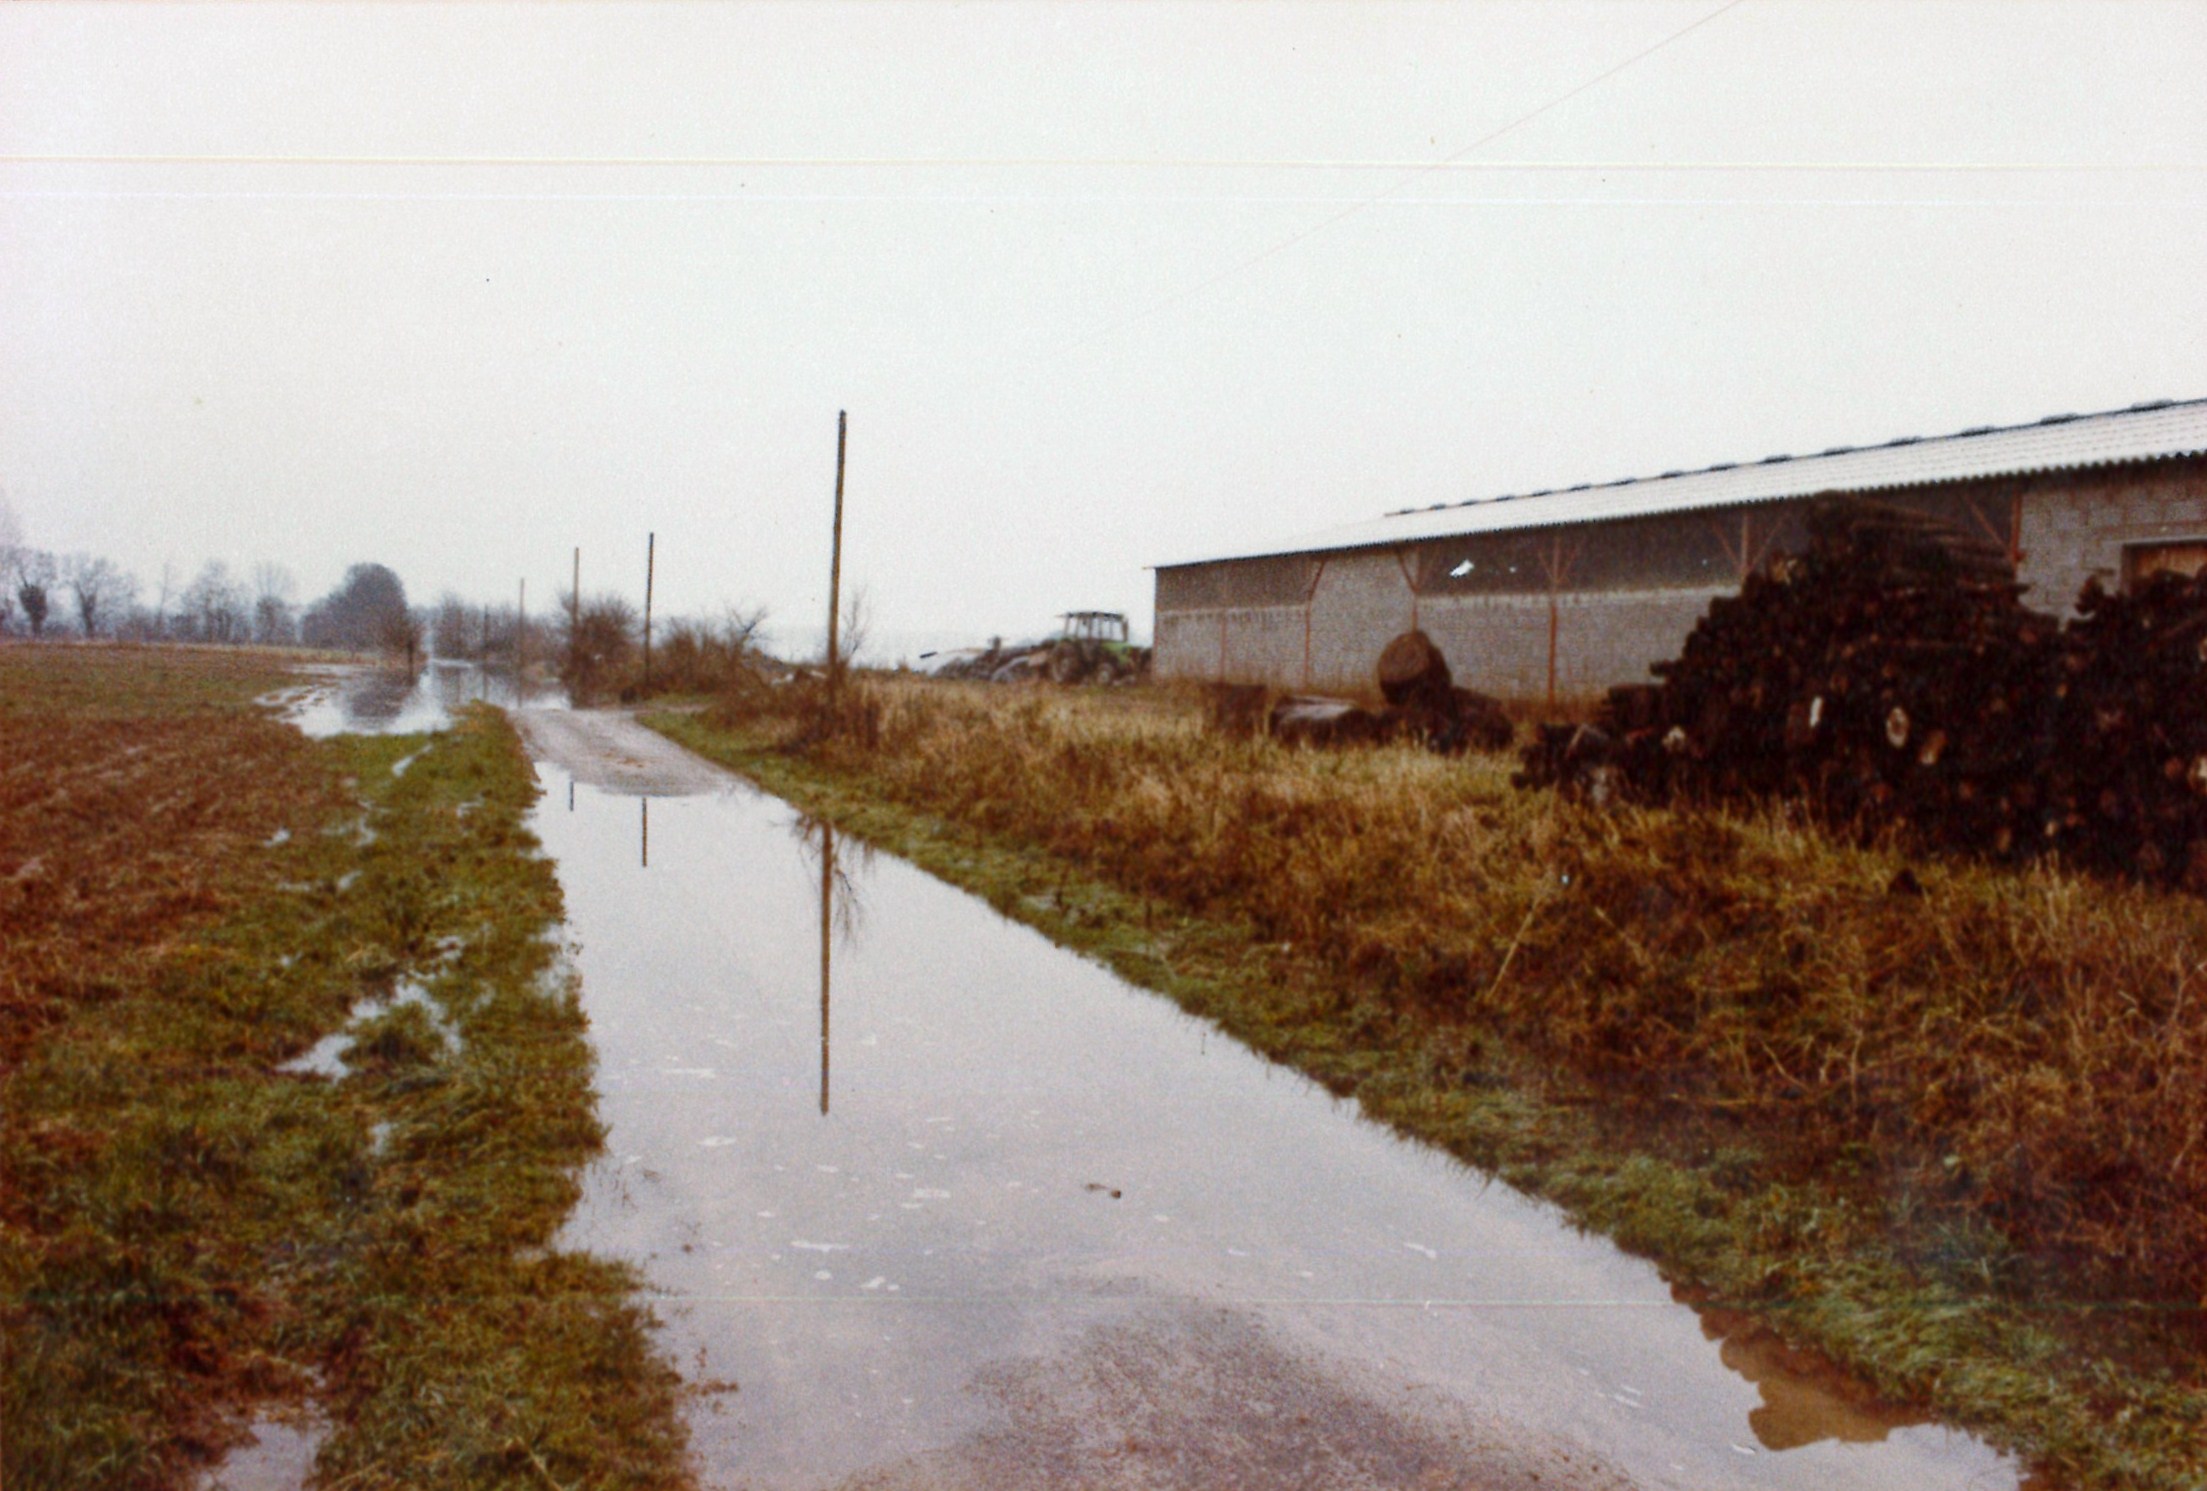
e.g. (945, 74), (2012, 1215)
(1963, 480), (2029, 568)
(1538, 531), (1583, 709)
(1393, 550), (1421, 632)
(1300, 557), (1329, 690)
(1547, 592), (1559, 708)
(1710, 508), (1759, 586)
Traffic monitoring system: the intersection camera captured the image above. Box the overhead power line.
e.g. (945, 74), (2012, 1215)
(3, 152), (2186, 174)
(1056, 0), (1754, 356)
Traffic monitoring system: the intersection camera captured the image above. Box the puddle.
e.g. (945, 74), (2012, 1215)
(275, 1028), (355, 1080)
(280, 659), (552, 738)
(195, 1409), (326, 1491)
(275, 979), (458, 1079)
(529, 722), (2044, 1491)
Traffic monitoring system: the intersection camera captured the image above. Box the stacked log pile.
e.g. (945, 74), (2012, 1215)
(1520, 496), (2207, 885)
(2040, 572), (2207, 885)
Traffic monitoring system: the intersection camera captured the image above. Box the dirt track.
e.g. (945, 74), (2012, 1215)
(514, 707), (734, 796)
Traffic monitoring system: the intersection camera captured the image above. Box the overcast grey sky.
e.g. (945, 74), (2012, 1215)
(4, 1), (2204, 656)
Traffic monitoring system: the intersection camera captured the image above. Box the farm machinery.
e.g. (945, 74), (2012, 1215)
(924, 611), (1151, 684)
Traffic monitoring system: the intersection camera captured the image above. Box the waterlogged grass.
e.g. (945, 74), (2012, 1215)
(651, 679), (2207, 1491)
(0, 645), (689, 1491)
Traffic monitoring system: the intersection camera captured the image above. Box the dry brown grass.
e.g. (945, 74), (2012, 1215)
(723, 675), (2207, 1308)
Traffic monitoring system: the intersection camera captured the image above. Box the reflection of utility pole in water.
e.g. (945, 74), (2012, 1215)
(640, 799), (649, 869)
(818, 821), (834, 1116)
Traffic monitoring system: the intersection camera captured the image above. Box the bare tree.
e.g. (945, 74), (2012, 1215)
(251, 562), (298, 645)
(112, 601), (160, 641)
(378, 605), (424, 671)
(431, 592), (478, 658)
(835, 585), (871, 670)
(719, 603), (770, 656)
(13, 549), (56, 638)
(0, 492), (21, 636)
(557, 592), (639, 701)
(179, 560), (247, 644)
(65, 554), (135, 639)
(155, 560), (180, 639)
(301, 563), (408, 652)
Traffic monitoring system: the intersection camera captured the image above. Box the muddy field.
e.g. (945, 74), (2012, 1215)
(0, 648), (686, 1491)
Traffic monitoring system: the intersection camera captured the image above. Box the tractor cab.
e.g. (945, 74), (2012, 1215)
(1045, 611), (1148, 683)
(1057, 611), (1130, 645)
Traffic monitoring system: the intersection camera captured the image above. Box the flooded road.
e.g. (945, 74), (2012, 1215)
(275, 657), (547, 738)
(522, 711), (2034, 1491)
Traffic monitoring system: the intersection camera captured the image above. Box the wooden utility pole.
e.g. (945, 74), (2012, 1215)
(825, 410), (849, 704)
(643, 531), (656, 693)
(517, 579), (527, 699)
(570, 546), (581, 683)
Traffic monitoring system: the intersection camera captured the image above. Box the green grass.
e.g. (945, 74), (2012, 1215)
(648, 684), (2207, 1491)
(1, 646), (690, 1491)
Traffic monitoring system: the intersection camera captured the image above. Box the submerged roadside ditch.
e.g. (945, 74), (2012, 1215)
(643, 686), (2207, 1491)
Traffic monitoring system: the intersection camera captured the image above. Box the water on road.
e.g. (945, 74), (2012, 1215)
(522, 710), (2037, 1491)
(277, 658), (548, 738)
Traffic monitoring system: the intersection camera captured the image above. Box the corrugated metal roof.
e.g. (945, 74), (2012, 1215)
(1160, 398), (2207, 568)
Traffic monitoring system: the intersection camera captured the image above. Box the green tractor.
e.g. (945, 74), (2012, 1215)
(1045, 611), (1150, 684)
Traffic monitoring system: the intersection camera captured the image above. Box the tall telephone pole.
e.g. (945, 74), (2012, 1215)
(825, 411), (849, 706)
(643, 531), (656, 693)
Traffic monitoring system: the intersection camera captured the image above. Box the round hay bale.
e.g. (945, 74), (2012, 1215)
(1377, 630), (1452, 708)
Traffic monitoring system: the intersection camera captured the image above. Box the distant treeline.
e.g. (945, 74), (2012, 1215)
(1, 522), (774, 690)
(0, 534), (424, 656)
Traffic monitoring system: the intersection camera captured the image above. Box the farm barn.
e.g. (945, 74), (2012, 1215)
(1153, 399), (2207, 702)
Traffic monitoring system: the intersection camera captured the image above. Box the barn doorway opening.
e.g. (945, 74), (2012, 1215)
(2123, 540), (2207, 591)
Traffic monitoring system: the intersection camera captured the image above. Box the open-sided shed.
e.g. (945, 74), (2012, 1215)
(1153, 400), (2207, 702)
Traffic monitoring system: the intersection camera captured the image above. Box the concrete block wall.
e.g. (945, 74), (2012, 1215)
(1306, 551), (1418, 690)
(1156, 454), (2207, 699)
(2017, 457), (2207, 614)
(1420, 589), (1724, 698)
(1158, 552), (1721, 700)
(1156, 605), (1307, 684)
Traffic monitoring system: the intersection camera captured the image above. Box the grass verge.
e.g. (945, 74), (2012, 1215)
(649, 678), (2207, 1491)
(0, 644), (689, 1491)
